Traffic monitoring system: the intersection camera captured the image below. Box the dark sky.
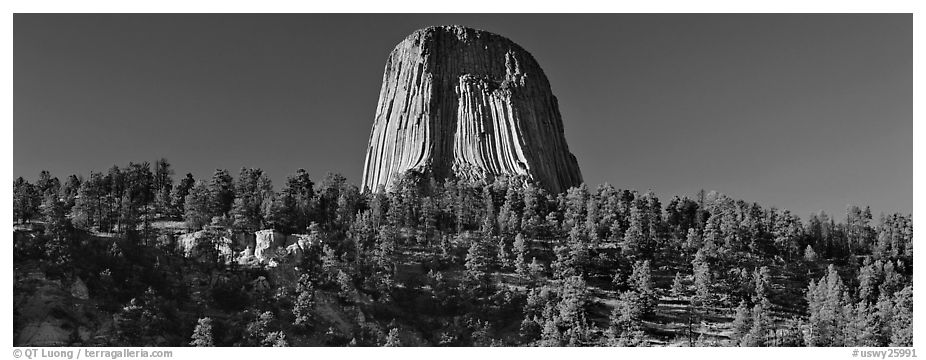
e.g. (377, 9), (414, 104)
(14, 14), (912, 218)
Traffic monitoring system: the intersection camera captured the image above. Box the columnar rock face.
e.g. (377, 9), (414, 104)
(362, 25), (583, 193)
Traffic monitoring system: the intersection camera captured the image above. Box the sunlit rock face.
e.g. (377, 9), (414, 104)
(362, 25), (583, 193)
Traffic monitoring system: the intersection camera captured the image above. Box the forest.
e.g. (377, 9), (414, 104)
(12, 159), (913, 347)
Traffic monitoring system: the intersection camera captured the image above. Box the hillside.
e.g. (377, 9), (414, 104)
(12, 166), (913, 347)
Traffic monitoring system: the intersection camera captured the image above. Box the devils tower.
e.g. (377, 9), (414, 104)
(362, 25), (583, 193)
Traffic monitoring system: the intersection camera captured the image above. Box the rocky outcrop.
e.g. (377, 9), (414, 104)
(175, 229), (319, 265)
(254, 231), (319, 264)
(177, 231), (233, 261)
(362, 25), (583, 193)
(254, 229), (287, 261)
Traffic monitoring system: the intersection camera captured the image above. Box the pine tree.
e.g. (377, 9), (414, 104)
(731, 301), (751, 344)
(169, 173), (195, 219)
(59, 174), (81, 212)
(889, 286), (912, 346)
(35, 170), (60, 198)
(539, 318), (563, 347)
(520, 183), (541, 238)
(230, 168), (273, 232)
(803, 245), (818, 263)
(879, 261), (902, 300)
(513, 233), (530, 278)
(265, 331), (288, 347)
(190, 317), (214, 347)
(246, 311), (277, 346)
(528, 257), (544, 281)
(153, 158), (174, 215)
(465, 235), (492, 291)
(692, 250), (712, 305)
(742, 302), (771, 347)
(804, 264), (848, 346)
(857, 259), (880, 304)
(282, 169), (314, 233)
(850, 300), (881, 347)
(585, 195), (600, 242)
(621, 207), (646, 260)
(13, 177), (40, 224)
(293, 274), (315, 328)
(875, 292), (894, 345)
(628, 260), (657, 316)
(497, 184), (521, 236)
(183, 181), (213, 230)
(684, 228), (701, 254)
(753, 266), (771, 306)
(208, 169), (235, 217)
(384, 328), (402, 347)
(262, 193), (292, 232)
(608, 293), (646, 347)
(670, 272), (686, 298)
(418, 196), (437, 243)
(72, 173), (104, 231)
(41, 194), (73, 265)
(497, 236), (511, 270)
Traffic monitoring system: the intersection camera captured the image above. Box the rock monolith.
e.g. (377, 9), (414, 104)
(362, 25), (583, 193)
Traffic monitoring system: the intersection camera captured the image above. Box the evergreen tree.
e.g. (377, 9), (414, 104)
(59, 174), (81, 212)
(170, 173), (196, 219)
(692, 250), (712, 305)
(608, 291), (646, 347)
(513, 233), (530, 278)
(316, 172), (348, 228)
(742, 302), (771, 347)
(262, 193), (292, 232)
(266, 331), (288, 347)
(293, 274), (315, 328)
(803, 245), (818, 263)
(246, 311), (282, 347)
(35, 170), (61, 198)
(878, 261), (902, 300)
(13, 177), (40, 224)
(889, 286), (912, 346)
(628, 260), (657, 316)
(418, 196), (438, 243)
(539, 318), (563, 347)
(465, 235), (492, 291)
(208, 169), (235, 217)
(72, 173), (105, 230)
(848, 300), (881, 347)
(875, 292), (894, 345)
(282, 169), (314, 232)
(184, 181), (213, 230)
(41, 194), (73, 264)
(730, 301), (751, 344)
(621, 207), (646, 260)
(857, 259), (880, 304)
(384, 328), (402, 347)
(497, 236), (511, 270)
(497, 184), (521, 236)
(153, 158), (174, 215)
(520, 183), (541, 238)
(670, 272), (686, 298)
(804, 265), (849, 346)
(753, 266), (771, 306)
(190, 317), (214, 347)
(230, 168), (273, 232)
